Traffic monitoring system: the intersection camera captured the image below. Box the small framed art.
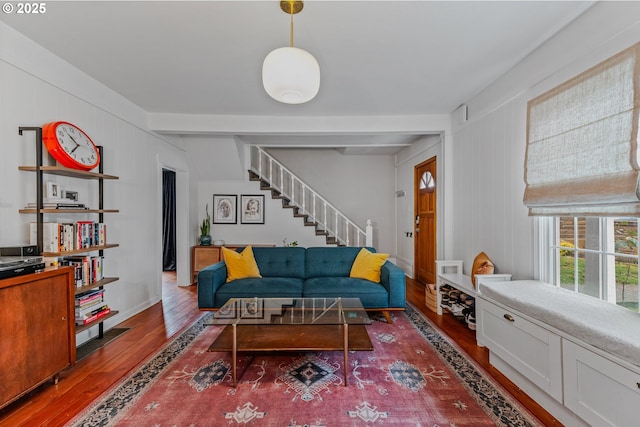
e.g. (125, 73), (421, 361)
(46, 181), (61, 199)
(215, 300), (238, 320)
(213, 194), (237, 224)
(241, 194), (265, 224)
(240, 298), (264, 319)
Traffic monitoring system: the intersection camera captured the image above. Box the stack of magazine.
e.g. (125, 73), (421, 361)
(75, 289), (110, 326)
(25, 200), (88, 210)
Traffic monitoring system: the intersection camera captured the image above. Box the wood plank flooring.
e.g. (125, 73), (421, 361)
(0, 273), (560, 426)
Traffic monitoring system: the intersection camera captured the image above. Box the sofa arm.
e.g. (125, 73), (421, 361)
(197, 261), (227, 309)
(380, 261), (406, 308)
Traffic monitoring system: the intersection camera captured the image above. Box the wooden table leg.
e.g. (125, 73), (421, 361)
(343, 323), (348, 386)
(232, 323), (237, 387)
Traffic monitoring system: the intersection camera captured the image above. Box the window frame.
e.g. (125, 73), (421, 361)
(538, 216), (639, 309)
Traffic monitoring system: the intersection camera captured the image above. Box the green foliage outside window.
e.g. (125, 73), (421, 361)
(559, 240), (575, 257)
(559, 255), (638, 312)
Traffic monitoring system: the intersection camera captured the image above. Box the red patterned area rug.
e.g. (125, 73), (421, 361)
(68, 304), (541, 426)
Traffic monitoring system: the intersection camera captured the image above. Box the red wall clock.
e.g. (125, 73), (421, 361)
(42, 121), (100, 171)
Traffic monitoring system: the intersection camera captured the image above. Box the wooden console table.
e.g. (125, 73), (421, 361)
(191, 244), (275, 284)
(0, 267), (76, 409)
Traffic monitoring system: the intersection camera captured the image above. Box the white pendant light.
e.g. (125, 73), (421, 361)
(263, 1), (320, 104)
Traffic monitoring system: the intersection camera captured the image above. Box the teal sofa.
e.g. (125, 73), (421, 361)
(197, 246), (406, 322)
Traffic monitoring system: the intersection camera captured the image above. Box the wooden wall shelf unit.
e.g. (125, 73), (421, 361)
(0, 267), (76, 410)
(19, 208), (119, 214)
(41, 243), (120, 258)
(18, 165), (119, 180)
(18, 126), (120, 349)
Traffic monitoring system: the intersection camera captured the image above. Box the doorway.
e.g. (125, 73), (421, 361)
(162, 169), (177, 272)
(414, 157), (437, 284)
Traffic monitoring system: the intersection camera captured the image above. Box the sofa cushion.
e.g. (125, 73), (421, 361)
(222, 246), (261, 282)
(214, 277), (304, 307)
(305, 247), (375, 278)
(252, 247), (306, 278)
(303, 277), (390, 308)
(350, 248), (389, 283)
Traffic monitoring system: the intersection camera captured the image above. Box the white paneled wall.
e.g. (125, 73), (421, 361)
(451, 101), (533, 279)
(0, 22), (194, 345)
(448, 1), (640, 280)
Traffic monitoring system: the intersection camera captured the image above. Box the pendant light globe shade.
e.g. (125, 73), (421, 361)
(263, 46), (320, 104)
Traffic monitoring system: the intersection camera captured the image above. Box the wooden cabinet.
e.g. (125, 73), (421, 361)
(192, 245), (228, 284)
(563, 339), (640, 427)
(476, 298), (563, 402)
(477, 285), (640, 426)
(0, 267), (75, 410)
(191, 244), (275, 284)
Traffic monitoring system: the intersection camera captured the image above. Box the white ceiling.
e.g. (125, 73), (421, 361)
(1, 0), (593, 152)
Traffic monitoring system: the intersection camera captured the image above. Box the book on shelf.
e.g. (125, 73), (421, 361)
(76, 307), (111, 326)
(76, 297), (104, 314)
(64, 255), (104, 287)
(75, 288), (104, 303)
(76, 303), (108, 318)
(75, 289), (104, 306)
(76, 221), (93, 249)
(30, 222), (59, 253)
(30, 221), (106, 253)
(97, 223), (106, 246)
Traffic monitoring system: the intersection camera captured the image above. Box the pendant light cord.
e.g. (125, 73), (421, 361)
(289, 8), (294, 47)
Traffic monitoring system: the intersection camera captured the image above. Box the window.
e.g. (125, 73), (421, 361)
(526, 44), (640, 313)
(419, 171), (435, 192)
(544, 216), (639, 312)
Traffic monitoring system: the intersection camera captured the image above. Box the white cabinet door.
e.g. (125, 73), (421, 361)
(476, 298), (563, 402)
(563, 339), (640, 427)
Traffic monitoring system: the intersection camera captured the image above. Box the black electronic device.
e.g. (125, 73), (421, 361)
(0, 256), (45, 280)
(0, 245), (38, 257)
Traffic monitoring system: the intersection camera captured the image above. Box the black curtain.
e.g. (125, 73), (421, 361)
(162, 169), (177, 271)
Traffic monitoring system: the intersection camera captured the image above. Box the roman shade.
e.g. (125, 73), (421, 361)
(524, 42), (640, 216)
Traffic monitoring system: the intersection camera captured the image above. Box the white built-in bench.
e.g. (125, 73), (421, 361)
(435, 260), (511, 315)
(476, 279), (640, 426)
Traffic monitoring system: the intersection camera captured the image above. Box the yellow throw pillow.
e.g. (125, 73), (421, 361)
(471, 251), (494, 287)
(221, 245), (262, 282)
(349, 248), (389, 283)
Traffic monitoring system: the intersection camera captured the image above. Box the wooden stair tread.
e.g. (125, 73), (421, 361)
(249, 170), (342, 246)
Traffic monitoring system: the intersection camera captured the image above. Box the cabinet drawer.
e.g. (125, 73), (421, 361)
(477, 298), (562, 402)
(563, 339), (640, 427)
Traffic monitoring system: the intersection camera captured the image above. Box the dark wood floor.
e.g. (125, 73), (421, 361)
(0, 274), (560, 426)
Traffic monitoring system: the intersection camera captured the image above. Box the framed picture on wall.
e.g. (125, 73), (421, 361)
(241, 194), (265, 224)
(213, 194), (237, 224)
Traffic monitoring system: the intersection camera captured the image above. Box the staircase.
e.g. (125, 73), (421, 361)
(249, 146), (371, 247)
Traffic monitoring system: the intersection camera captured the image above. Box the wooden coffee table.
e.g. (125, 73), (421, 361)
(207, 297), (373, 386)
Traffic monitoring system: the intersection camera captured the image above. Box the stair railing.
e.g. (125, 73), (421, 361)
(250, 146), (370, 247)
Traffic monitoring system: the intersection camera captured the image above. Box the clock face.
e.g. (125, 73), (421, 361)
(42, 121), (100, 170)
